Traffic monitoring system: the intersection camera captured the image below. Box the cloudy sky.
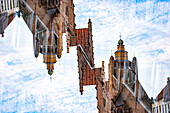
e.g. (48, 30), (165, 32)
(0, 0), (169, 112)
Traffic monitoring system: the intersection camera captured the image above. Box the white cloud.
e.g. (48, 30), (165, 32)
(74, 0), (170, 98)
(0, 0), (169, 112)
(0, 17), (97, 112)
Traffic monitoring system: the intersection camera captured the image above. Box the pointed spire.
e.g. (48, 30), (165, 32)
(89, 18), (91, 22)
(50, 76), (52, 82)
(119, 32), (121, 39)
(111, 49), (113, 56)
(118, 32), (123, 45)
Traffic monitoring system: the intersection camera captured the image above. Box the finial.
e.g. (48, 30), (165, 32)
(111, 49), (113, 55)
(88, 18), (91, 23)
(119, 32), (121, 39)
(134, 51), (135, 57)
(50, 76), (52, 82)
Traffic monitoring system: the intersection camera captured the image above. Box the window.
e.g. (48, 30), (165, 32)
(165, 104), (167, 113)
(65, 6), (68, 16)
(7, 0), (9, 10)
(10, 0), (12, 9)
(0, 0), (3, 12)
(103, 98), (106, 107)
(4, 0), (6, 10)
(162, 105), (164, 113)
(159, 106), (161, 113)
(156, 107), (158, 113)
(152, 107), (155, 113)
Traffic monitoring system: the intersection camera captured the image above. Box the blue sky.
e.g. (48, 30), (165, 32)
(0, 0), (170, 112)
(74, 0), (170, 98)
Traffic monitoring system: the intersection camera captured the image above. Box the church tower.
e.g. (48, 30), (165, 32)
(114, 36), (129, 92)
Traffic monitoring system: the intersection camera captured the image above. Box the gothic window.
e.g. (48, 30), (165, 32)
(129, 108), (131, 113)
(66, 6), (68, 16)
(0, 0), (3, 12)
(4, 0), (6, 10)
(114, 69), (117, 79)
(10, 0), (12, 9)
(103, 98), (106, 107)
(156, 107), (158, 113)
(54, 33), (58, 47)
(152, 107), (155, 113)
(159, 105), (161, 113)
(6, 0), (9, 10)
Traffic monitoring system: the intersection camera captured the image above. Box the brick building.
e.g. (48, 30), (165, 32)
(71, 19), (152, 112)
(1, 1), (152, 112)
(152, 78), (170, 113)
(0, 0), (76, 75)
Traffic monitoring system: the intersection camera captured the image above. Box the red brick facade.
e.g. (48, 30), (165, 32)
(70, 19), (96, 94)
(1, 1), (152, 112)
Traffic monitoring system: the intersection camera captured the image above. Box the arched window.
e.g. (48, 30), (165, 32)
(0, 0), (4, 12)
(162, 105), (164, 113)
(6, 0), (9, 10)
(10, 0), (12, 9)
(65, 6), (68, 16)
(4, 0), (6, 10)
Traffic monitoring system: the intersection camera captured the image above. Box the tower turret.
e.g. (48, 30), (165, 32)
(114, 37), (129, 92)
(115, 38), (128, 61)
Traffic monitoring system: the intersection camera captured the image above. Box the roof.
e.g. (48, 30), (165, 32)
(155, 81), (170, 102)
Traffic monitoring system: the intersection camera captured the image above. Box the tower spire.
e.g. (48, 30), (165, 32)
(118, 33), (123, 45)
(119, 32), (121, 39)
